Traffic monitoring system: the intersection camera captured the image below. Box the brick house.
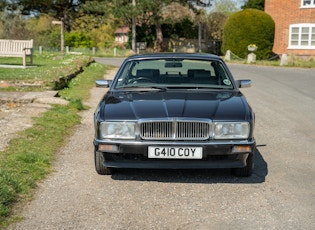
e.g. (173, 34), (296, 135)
(265, 0), (315, 57)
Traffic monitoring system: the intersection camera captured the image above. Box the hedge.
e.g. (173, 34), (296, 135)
(222, 9), (275, 60)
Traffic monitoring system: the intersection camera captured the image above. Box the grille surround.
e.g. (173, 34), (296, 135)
(139, 118), (211, 140)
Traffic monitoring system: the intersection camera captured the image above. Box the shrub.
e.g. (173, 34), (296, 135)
(222, 9), (275, 59)
(65, 32), (95, 48)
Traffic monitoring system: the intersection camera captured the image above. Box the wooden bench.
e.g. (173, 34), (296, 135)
(0, 39), (33, 67)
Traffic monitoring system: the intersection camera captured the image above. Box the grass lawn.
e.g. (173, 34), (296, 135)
(0, 53), (108, 227)
(0, 53), (94, 91)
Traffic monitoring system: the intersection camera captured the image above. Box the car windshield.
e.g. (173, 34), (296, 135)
(114, 58), (234, 90)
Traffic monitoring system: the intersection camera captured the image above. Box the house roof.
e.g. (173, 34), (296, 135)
(115, 26), (130, 34)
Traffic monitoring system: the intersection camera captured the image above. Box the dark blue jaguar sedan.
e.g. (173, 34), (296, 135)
(93, 53), (255, 177)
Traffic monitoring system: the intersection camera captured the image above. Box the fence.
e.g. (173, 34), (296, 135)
(35, 46), (131, 57)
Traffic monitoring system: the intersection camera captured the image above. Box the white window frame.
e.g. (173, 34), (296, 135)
(300, 0), (315, 8)
(288, 24), (315, 49)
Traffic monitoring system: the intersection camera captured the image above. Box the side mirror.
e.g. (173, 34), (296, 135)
(237, 80), (252, 88)
(96, 80), (112, 88)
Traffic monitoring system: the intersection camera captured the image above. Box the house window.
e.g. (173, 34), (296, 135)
(301, 0), (315, 7)
(289, 24), (315, 49)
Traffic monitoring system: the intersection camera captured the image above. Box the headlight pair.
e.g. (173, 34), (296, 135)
(99, 121), (250, 140)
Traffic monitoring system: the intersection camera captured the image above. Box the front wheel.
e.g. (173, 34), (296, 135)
(232, 153), (254, 177)
(94, 151), (114, 175)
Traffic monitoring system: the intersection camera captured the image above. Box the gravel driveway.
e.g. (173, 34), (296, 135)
(9, 64), (315, 230)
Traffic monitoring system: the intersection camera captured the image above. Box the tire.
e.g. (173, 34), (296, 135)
(232, 153), (254, 177)
(94, 150), (114, 175)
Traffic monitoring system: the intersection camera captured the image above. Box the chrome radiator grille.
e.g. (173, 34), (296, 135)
(139, 120), (211, 140)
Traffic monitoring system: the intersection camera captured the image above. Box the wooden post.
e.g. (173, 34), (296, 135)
(52, 20), (65, 53)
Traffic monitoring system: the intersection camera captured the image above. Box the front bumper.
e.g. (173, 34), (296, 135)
(94, 139), (255, 169)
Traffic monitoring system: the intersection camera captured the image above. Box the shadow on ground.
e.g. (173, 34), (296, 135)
(110, 147), (268, 184)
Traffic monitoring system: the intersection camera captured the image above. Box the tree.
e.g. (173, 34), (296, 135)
(0, 0), (213, 50)
(242, 0), (265, 11)
(112, 0), (213, 51)
(205, 0), (236, 54)
(71, 1), (116, 48)
(26, 14), (60, 48)
(222, 9), (275, 59)
(74, 1), (110, 29)
(2, 0), (88, 31)
(212, 0), (239, 16)
(0, 12), (29, 39)
(206, 12), (227, 40)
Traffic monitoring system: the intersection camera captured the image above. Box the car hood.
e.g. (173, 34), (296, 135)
(99, 90), (249, 121)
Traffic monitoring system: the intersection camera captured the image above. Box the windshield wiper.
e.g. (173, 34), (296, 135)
(150, 86), (168, 91)
(190, 85), (234, 90)
(116, 85), (168, 92)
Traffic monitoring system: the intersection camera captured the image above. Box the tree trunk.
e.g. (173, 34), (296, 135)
(154, 16), (163, 52)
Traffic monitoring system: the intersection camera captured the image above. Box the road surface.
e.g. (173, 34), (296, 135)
(9, 60), (315, 229)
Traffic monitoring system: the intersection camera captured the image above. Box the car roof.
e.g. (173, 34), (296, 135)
(125, 53), (223, 61)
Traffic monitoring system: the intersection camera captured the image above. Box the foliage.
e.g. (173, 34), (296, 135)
(286, 55), (315, 68)
(65, 32), (95, 48)
(0, 0), (86, 31)
(242, 0), (265, 10)
(222, 9), (275, 59)
(163, 18), (198, 39)
(0, 0), (213, 50)
(128, 16), (198, 50)
(163, 2), (195, 22)
(114, 0), (174, 51)
(206, 12), (228, 40)
(112, 0), (213, 51)
(72, 1), (116, 48)
(0, 12), (28, 39)
(132, 24), (156, 48)
(212, 0), (239, 16)
(0, 12), (61, 48)
(58, 62), (108, 102)
(71, 13), (116, 48)
(26, 14), (60, 48)
(91, 23), (116, 48)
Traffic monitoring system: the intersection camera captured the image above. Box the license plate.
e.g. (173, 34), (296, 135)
(148, 146), (202, 159)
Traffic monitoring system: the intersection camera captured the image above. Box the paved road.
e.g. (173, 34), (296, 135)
(94, 57), (125, 67)
(10, 60), (315, 229)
